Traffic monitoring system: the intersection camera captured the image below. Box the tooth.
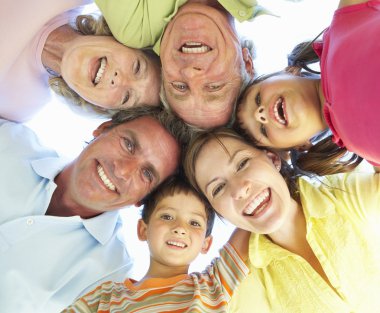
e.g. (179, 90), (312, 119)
(244, 189), (269, 215)
(97, 165), (116, 191)
(167, 241), (186, 248)
(181, 45), (210, 54)
(94, 58), (106, 84)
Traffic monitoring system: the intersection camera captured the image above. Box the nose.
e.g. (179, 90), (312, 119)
(114, 157), (137, 181)
(231, 179), (251, 200)
(109, 70), (132, 86)
(181, 66), (203, 79)
(254, 106), (268, 124)
(172, 222), (187, 236)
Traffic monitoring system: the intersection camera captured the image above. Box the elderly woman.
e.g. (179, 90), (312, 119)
(184, 127), (380, 313)
(96, 0), (258, 128)
(1, 1), (161, 122)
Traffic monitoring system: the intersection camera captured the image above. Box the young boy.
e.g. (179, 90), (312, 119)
(63, 176), (250, 313)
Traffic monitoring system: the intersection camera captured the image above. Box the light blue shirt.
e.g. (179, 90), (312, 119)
(0, 119), (133, 313)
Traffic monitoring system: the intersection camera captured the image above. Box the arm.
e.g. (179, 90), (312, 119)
(227, 228), (251, 263)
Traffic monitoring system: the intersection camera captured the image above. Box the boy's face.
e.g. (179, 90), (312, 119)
(138, 192), (213, 269)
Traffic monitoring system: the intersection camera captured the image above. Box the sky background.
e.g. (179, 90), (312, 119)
(26, 0), (340, 279)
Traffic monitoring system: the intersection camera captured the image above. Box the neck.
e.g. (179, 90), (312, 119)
(141, 257), (190, 281)
(267, 200), (309, 256)
(41, 24), (78, 75)
(45, 163), (101, 218)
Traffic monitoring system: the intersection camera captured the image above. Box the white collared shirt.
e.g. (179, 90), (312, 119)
(0, 119), (133, 313)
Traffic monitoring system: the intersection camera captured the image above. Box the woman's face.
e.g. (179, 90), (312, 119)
(195, 136), (292, 234)
(237, 73), (325, 149)
(61, 36), (161, 110)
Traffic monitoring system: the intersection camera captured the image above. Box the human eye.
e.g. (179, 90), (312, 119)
(122, 91), (130, 105)
(171, 82), (188, 92)
(123, 137), (134, 153)
(142, 168), (154, 183)
(212, 183), (225, 197)
(260, 124), (268, 138)
(133, 59), (141, 75)
(237, 158), (250, 171)
(207, 83), (222, 92)
(190, 220), (201, 227)
(160, 214), (173, 221)
(255, 92), (261, 106)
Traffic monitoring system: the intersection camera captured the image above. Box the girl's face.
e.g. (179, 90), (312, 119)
(237, 73), (326, 149)
(195, 136), (293, 234)
(61, 36), (161, 110)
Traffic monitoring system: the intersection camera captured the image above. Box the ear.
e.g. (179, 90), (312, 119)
(137, 219), (148, 242)
(284, 65), (302, 76)
(265, 150), (282, 172)
(242, 47), (254, 79)
(200, 235), (213, 255)
(92, 120), (113, 138)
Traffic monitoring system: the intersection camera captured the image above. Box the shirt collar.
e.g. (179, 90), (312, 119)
(31, 156), (69, 181)
(249, 177), (336, 268)
(298, 177), (336, 219)
(82, 211), (123, 245)
(249, 234), (291, 268)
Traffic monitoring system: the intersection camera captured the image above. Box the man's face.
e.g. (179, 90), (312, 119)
(63, 116), (180, 213)
(160, 3), (253, 128)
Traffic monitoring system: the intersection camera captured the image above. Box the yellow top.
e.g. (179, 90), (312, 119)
(94, 0), (268, 54)
(228, 172), (380, 313)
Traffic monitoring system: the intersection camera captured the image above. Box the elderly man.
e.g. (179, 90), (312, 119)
(0, 106), (187, 313)
(95, 0), (260, 128)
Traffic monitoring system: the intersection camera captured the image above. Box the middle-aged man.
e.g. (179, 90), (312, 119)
(95, 0), (262, 128)
(0, 106), (187, 313)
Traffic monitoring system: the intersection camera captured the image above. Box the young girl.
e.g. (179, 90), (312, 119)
(184, 127), (380, 313)
(235, 0), (380, 175)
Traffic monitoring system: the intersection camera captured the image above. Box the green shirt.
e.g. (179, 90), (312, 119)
(95, 0), (268, 54)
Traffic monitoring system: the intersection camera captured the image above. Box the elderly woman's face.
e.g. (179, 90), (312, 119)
(160, 3), (253, 128)
(61, 36), (161, 110)
(194, 136), (292, 234)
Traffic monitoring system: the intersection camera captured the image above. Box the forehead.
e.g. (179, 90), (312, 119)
(155, 192), (207, 217)
(196, 137), (240, 171)
(116, 116), (179, 177)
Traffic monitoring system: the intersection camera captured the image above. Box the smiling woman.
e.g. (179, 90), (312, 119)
(183, 127), (380, 313)
(0, 2), (161, 123)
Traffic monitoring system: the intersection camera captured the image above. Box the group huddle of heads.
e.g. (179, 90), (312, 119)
(55, 14), (365, 220)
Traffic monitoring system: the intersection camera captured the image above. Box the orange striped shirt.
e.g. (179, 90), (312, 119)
(63, 243), (249, 313)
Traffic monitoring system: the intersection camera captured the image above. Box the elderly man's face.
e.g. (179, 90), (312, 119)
(160, 3), (253, 128)
(62, 116), (180, 213)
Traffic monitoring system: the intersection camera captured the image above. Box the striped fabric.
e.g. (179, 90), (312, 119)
(63, 243), (249, 313)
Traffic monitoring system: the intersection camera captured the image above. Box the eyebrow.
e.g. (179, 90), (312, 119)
(204, 148), (245, 193)
(125, 129), (160, 184)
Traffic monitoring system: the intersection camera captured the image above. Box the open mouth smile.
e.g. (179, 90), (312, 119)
(93, 57), (107, 85)
(97, 164), (116, 191)
(243, 188), (271, 217)
(272, 97), (288, 126)
(180, 42), (211, 54)
(166, 240), (188, 248)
